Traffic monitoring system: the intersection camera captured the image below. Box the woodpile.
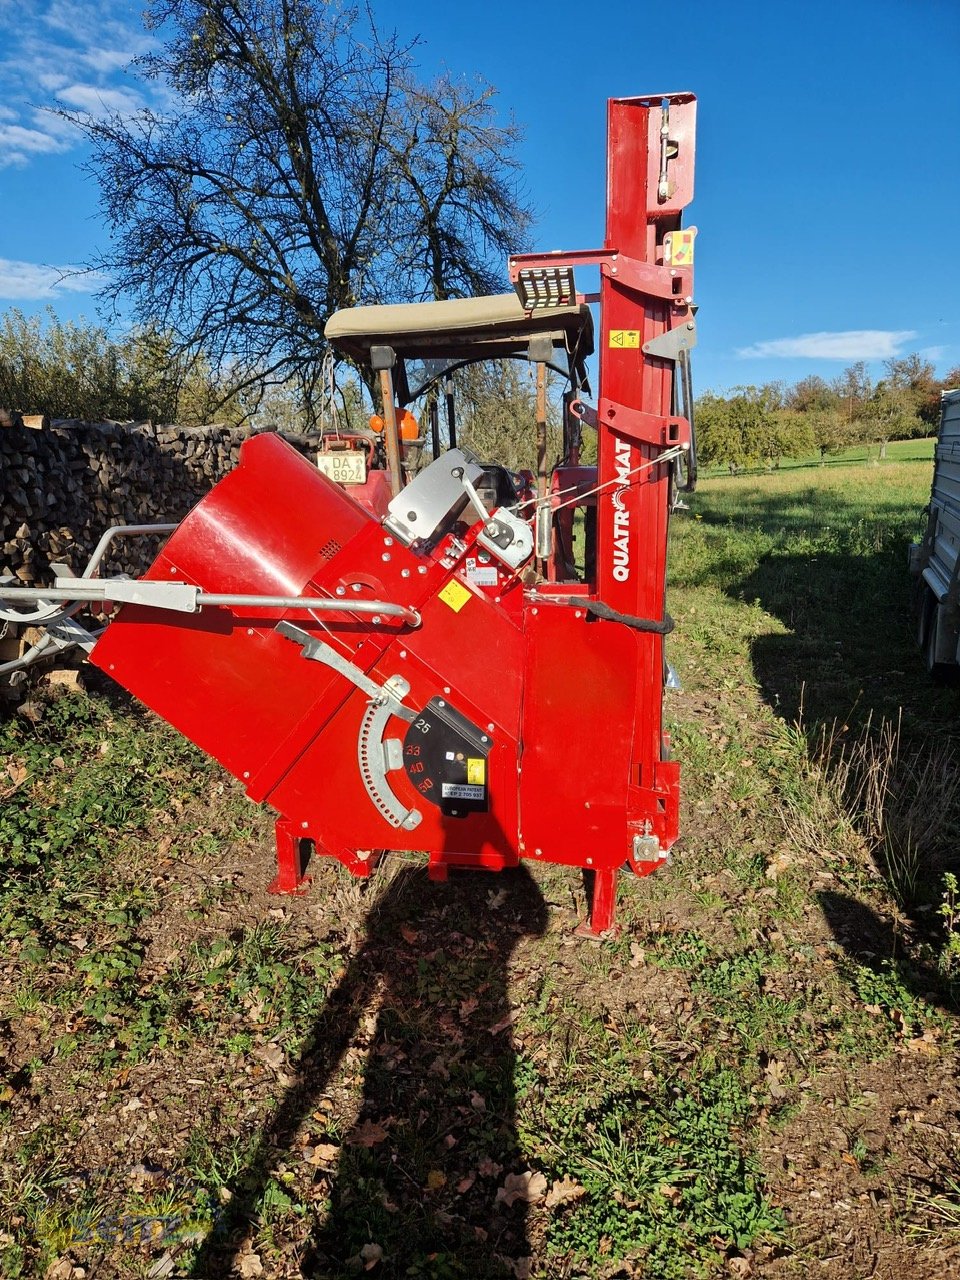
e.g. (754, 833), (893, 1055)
(0, 418), (312, 587)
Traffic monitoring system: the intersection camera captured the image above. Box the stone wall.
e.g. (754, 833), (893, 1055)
(0, 420), (312, 585)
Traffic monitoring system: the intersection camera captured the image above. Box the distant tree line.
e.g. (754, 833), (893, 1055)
(0, 309), (241, 426)
(697, 356), (960, 473)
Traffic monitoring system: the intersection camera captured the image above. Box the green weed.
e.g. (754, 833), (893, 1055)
(540, 1066), (785, 1277)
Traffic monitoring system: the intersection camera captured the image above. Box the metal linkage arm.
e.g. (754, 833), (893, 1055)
(0, 579), (422, 628)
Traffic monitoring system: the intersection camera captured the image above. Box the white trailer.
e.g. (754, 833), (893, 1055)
(910, 388), (960, 677)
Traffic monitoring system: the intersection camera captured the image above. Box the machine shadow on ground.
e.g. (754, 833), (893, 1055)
(190, 863), (547, 1279)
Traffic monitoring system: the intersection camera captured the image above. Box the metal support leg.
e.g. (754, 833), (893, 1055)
(427, 856), (449, 883)
(576, 867), (620, 938)
(268, 818), (312, 895)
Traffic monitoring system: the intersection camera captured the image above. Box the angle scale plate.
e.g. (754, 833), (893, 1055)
(357, 694), (422, 831)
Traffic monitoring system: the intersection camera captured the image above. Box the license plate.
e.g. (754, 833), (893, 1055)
(317, 451), (366, 485)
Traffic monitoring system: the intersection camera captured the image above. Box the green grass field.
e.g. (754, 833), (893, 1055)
(3, 444), (960, 1279)
(699, 435), (936, 477)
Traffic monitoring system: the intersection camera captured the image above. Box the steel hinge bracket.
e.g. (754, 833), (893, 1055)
(642, 319), (697, 361)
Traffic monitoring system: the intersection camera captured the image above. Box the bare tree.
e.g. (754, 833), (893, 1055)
(57, 0), (532, 423)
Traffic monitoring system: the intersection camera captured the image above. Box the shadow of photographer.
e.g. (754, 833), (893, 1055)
(190, 862), (547, 1278)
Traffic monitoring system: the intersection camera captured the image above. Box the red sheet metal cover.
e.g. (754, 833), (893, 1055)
(90, 433), (374, 780)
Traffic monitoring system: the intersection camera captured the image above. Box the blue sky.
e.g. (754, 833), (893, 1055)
(1, 0), (958, 394)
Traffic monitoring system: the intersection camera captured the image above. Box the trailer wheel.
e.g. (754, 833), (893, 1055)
(923, 592), (959, 683)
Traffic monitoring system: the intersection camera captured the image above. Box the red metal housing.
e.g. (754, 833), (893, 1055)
(90, 93), (698, 932)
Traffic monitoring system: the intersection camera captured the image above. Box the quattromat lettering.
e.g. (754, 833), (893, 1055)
(611, 437), (632, 582)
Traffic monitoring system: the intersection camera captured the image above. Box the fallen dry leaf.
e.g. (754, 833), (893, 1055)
(304, 1142), (340, 1165)
(400, 925), (419, 944)
(488, 1011), (517, 1035)
(478, 1156), (503, 1178)
(425, 1169), (447, 1191)
(545, 1175), (586, 1209)
(255, 1043), (285, 1071)
(146, 1253), (176, 1279)
(456, 1173), (476, 1194)
(360, 1242), (383, 1270)
(6, 763), (27, 787)
(496, 1170), (547, 1207)
(905, 1030), (939, 1054)
(348, 1119), (389, 1148)
(238, 1254), (263, 1278)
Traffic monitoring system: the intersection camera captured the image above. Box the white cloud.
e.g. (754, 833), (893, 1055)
(920, 345), (947, 363)
(57, 82), (144, 117)
(0, 122), (71, 166)
(737, 329), (918, 360)
(0, 2), (155, 167)
(0, 258), (106, 300)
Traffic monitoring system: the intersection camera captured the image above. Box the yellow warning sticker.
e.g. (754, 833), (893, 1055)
(666, 228), (696, 267)
(466, 757), (486, 785)
(439, 579), (472, 613)
(609, 329), (641, 349)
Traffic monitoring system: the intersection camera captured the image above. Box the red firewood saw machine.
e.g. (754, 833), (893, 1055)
(1, 93), (698, 934)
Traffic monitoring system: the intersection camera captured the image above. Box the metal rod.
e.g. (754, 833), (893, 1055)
(445, 376), (457, 449)
(0, 586), (420, 627)
(198, 595), (421, 626)
(535, 361), (549, 570)
(378, 368), (403, 498)
(677, 348), (697, 491)
(82, 523), (178, 578)
(429, 397), (440, 458)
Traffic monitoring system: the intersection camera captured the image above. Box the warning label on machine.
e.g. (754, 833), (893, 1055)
(609, 329), (640, 348)
(441, 783), (485, 801)
(438, 579), (472, 612)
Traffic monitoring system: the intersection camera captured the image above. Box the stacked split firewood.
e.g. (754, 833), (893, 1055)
(0, 414), (312, 587)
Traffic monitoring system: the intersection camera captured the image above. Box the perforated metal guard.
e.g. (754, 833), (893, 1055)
(513, 265), (577, 312)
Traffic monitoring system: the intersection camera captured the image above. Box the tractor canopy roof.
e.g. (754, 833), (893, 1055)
(325, 293), (594, 402)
